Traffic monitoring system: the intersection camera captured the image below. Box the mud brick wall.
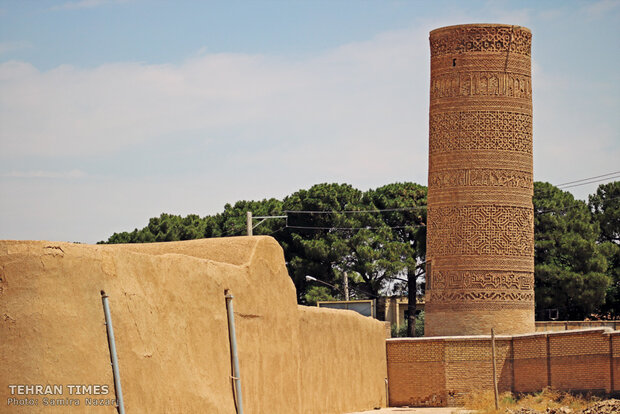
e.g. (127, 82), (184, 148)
(387, 329), (619, 407)
(1, 237), (387, 414)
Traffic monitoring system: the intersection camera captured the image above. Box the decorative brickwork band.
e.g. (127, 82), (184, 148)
(429, 111), (532, 154)
(430, 24), (532, 57)
(427, 205), (534, 257)
(429, 168), (533, 190)
(431, 72), (532, 99)
(432, 270), (534, 290)
(426, 24), (534, 336)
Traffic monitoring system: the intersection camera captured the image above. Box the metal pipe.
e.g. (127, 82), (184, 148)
(225, 290), (244, 414)
(101, 290), (126, 414)
(385, 377), (389, 407)
(491, 328), (499, 410)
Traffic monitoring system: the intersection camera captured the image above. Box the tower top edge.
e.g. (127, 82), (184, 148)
(430, 23), (531, 36)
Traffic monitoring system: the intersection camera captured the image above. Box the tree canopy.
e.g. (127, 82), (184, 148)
(101, 182), (427, 305)
(533, 182), (611, 319)
(101, 180), (619, 320)
(589, 181), (620, 318)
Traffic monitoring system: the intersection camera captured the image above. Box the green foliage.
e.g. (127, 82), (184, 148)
(280, 182), (427, 303)
(100, 182), (427, 305)
(589, 181), (620, 318)
(597, 242), (620, 318)
(391, 323), (408, 338)
(589, 181), (620, 244)
(415, 311), (425, 336)
(534, 182), (611, 320)
(100, 180), (619, 319)
(303, 286), (335, 306)
(390, 311), (424, 337)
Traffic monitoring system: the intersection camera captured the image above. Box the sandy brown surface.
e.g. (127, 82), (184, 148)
(1, 237), (387, 413)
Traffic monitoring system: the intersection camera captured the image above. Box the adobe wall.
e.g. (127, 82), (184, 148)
(387, 328), (619, 407)
(299, 307), (387, 413)
(0, 237), (387, 413)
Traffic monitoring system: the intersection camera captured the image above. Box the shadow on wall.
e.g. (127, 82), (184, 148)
(0, 237), (387, 414)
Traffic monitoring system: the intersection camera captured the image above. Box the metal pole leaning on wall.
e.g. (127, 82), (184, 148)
(385, 378), (389, 407)
(491, 328), (499, 410)
(225, 290), (244, 414)
(101, 290), (126, 414)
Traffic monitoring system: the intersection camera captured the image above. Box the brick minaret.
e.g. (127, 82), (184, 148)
(425, 24), (534, 336)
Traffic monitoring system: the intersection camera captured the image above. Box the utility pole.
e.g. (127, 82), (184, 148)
(246, 211), (287, 236)
(246, 211), (253, 236)
(343, 272), (349, 301)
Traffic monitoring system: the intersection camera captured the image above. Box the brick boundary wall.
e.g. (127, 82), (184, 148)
(535, 321), (620, 332)
(387, 328), (620, 407)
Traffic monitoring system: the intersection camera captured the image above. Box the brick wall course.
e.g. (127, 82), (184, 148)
(513, 335), (548, 392)
(387, 328), (617, 407)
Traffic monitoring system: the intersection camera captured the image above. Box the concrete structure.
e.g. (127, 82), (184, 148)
(425, 24), (535, 336)
(377, 296), (426, 330)
(387, 328), (620, 407)
(0, 237), (388, 413)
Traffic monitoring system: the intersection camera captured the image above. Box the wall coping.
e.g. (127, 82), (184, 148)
(528, 327), (612, 337)
(387, 335), (512, 343)
(387, 327), (616, 343)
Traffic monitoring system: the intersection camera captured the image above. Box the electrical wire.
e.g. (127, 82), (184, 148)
(285, 224), (424, 231)
(557, 174), (620, 189)
(556, 171), (620, 187)
(221, 173), (619, 232)
(285, 206), (426, 214)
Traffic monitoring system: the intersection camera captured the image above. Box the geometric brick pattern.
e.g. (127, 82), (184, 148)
(427, 205), (534, 257)
(429, 25), (532, 57)
(426, 24), (534, 335)
(429, 112), (532, 154)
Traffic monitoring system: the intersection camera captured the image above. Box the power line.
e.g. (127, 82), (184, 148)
(266, 225), (287, 236)
(535, 195), (620, 215)
(556, 170), (620, 187)
(557, 174), (620, 189)
(285, 206), (426, 214)
(228, 172), (619, 233)
(285, 224), (424, 231)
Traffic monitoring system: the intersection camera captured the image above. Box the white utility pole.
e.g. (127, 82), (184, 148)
(343, 272), (349, 301)
(246, 211), (287, 236)
(246, 211), (253, 236)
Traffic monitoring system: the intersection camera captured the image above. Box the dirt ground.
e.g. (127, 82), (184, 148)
(346, 408), (470, 414)
(507, 399), (620, 414)
(347, 399), (620, 414)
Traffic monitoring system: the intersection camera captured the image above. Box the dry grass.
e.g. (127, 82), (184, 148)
(463, 387), (598, 413)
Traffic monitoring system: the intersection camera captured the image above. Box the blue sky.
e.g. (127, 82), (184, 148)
(1, 0), (619, 243)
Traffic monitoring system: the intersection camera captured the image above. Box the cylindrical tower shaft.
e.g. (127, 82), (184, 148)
(425, 24), (534, 336)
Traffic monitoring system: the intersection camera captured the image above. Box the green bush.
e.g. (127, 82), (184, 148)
(415, 311), (425, 336)
(391, 311), (425, 337)
(391, 323), (408, 337)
